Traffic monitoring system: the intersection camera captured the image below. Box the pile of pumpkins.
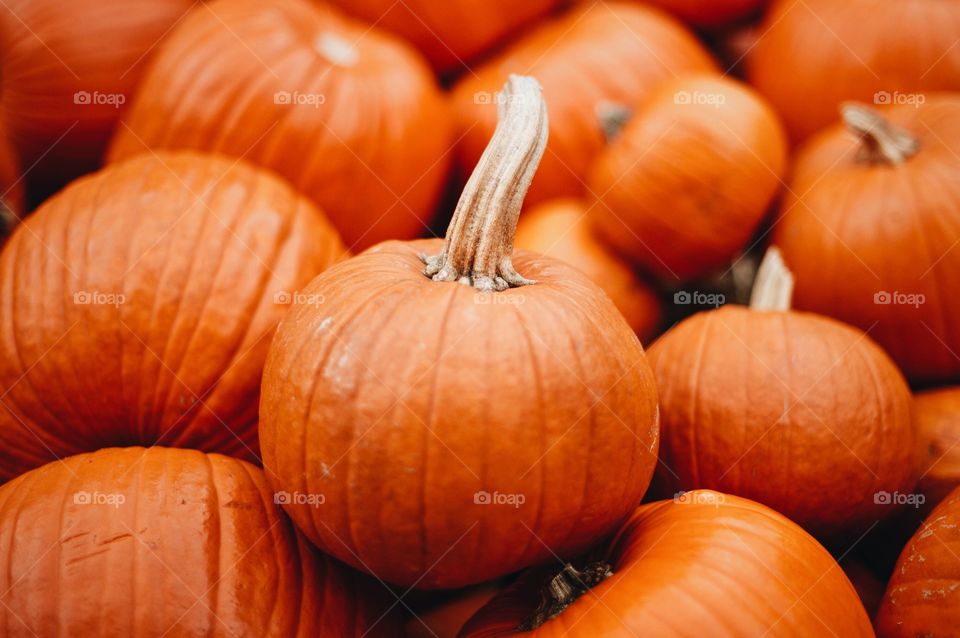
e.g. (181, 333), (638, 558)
(0, 0), (959, 636)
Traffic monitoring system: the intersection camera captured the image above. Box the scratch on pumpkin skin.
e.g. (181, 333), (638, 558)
(66, 548), (112, 565)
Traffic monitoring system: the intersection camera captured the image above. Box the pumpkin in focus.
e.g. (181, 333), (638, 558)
(0, 152), (345, 481)
(110, 0), (451, 251)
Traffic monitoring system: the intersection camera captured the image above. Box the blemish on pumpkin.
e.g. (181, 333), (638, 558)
(314, 32), (358, 67)
(316, 317), (333, 334)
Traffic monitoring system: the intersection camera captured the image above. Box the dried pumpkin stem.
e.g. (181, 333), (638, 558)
(518, 562), (613, 631)
(422, 74), (548, 292)
(841, 102), (920, 165)
(749, 247), (794, 311)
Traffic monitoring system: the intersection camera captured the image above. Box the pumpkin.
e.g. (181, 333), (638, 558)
(647, 248), (915, 539)
(748, 0), (960, 142)
(0, 446), (400, 636)
(643, 0), (766, 27)
(325, 0), (562, 76)
(514, 198), (661, 342)
(459, 491), (873, 636)
(0, 0), (196, 193)
(260, 76), (660, 589)
(876, 485), (960, 637)
(406, 584), (499, 638)
(451, 1), (717, 208)
(589, 74), (787, 280)
(912, 387), (960, 516)
(0, 152), (345, 481)
(773, 98), (960, 383)
(109, 0), (451, 251)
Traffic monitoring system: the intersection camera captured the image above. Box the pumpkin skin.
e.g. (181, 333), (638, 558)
(589, 75), (787, 280)
(0, 152), (345, 481)
(459, 491), (874, 637)
(643, 0), (766, 27)
(515, 199), (661, 342)
(451, 2), (717, 207)
(876, 485), (960, 637)
(0, 446), (399, 637)
(748, 0), (960, 142)
(0, 0), (196, 192)
(648, 305), (914, 539)
(326, 0), (562, 75)
(260, 239), (660, 589)
(109, 0), (451, 251)
(773, 98), (960, 383)
(912, 387), (960, 516)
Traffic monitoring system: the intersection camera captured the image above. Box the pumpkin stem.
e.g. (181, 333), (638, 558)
(749, 247), (794, 311)
(518, 562), (613, 631)
(421, 74), (548, 292)
(841, 102), (920, 165)
(596, 101), (633, 141)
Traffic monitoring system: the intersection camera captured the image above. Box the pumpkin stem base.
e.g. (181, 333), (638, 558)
(518, 561), (613, 631)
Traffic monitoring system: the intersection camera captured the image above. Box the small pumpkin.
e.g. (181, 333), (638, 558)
(749, 0), (960, 142)
(876, 485), (960, 637)
(773, 98), (960, 383)
(0, 446), (400, 636)
(0, 0), (196, 192)
(589, 74), (787, 280)
(514, 198), (661, 342)
(260, 76), (660, 589)
(913, 387), (960, 515)
(459, 491), (873, 636)
(643, 0), (766, 27)
(0, 152), (345, 481)
(451, 1), (717, 207)
(110, 0), (451, 251)
(326, 0), (562, 75)
(648, 248), (915, 539)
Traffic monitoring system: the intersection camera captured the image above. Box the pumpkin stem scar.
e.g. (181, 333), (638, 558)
(596, 101), (633, 142)
(517, 561), (613, 630)
(750, 246), (794, 311)
(421, 74), (548, 292)
(841, 102), (920, 165)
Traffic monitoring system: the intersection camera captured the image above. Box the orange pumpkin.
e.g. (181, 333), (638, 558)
(110, 0), (451, 251)
(515, 198), (661, 342)
(644, 0), (766, 27)
(648, 249), (915, 539)
(0, 446), (400, 636)
(260, 76), (660, 589)
(460, 491), (873, 636)
(451, 1), (717, 208)
(913, 387), (960, 516)
(326, 0), (562, 75)
(589, 74), (787, 280)
(0, 152), (345, 481)
(0, 0), (195, 192)
(876, 485), (960, 637)
(773, 98), (960, 383)
(749, 0), (960, 142)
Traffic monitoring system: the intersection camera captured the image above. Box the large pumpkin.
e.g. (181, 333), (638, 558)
(773, 98), (960, 383)
(749, 0), (960, 142)
(260, 76), (660, 589)
(589, 74), (787, 280)
(913, 387), (960, 516)
(110, 0), (451, 251)
(876, 485), (960, 637)
(0, 0), (195, 192)
(0, 152), (345, 481)
(451, 1), (717, 207)
(326, 0), (562, 75)
(0, 446), (399, 636)
(514, 198), (661, 342)
(648, 249), (915, 539)
(459, 491), (873, 637)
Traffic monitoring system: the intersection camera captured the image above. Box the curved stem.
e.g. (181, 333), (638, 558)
(841, 102), (920, 165)
(749, 247), (794, 311)
(422, 74), (548, 291)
